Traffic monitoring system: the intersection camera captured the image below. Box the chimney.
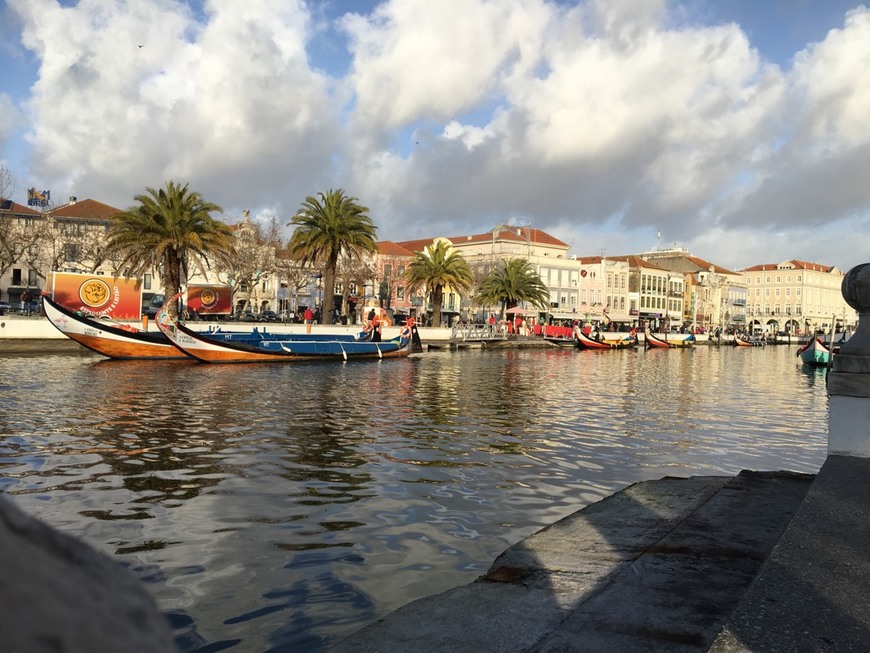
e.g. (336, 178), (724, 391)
(69, 196), (77, 204)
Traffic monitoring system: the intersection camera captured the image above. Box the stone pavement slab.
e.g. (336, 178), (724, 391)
(709, 456), (870, 653)
(329, 470), (812, 652)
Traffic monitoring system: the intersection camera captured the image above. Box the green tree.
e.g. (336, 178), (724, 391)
(287, 189), (378, 325)
(105, 181), (235, 316)
(404, 240), (473, 327)
(476, 257), (550, 318)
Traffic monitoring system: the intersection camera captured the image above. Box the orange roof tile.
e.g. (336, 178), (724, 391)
(51, 198), (121, 220)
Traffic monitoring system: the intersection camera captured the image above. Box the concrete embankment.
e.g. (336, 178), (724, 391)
(330, 458), (870, 652)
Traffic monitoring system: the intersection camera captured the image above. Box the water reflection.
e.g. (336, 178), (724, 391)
(0, 346), (827, 651)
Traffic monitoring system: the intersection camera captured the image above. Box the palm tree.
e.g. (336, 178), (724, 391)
(476, 257), (550, 318)
(104, 181), (235, 316)
(287, 189), (378, 325)
(404, 240), (474, 327)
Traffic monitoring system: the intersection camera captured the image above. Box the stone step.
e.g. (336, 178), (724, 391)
(329, 470), (813, 652)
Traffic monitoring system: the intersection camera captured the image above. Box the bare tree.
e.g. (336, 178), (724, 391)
(214, 211), (281, 313)
(336, 251), (377, 319)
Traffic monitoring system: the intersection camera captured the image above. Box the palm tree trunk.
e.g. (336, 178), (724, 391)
(431, 286), (444, 327)
(163, 255), (182, 317)
(321, 262), (337, 325)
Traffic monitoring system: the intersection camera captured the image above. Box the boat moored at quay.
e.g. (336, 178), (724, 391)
(156, 302), (413, 363)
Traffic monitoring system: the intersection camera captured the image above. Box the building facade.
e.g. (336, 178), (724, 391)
(742, 260), (856, 335)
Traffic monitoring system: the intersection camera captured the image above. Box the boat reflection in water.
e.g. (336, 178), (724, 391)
(0, 346), (827, 651)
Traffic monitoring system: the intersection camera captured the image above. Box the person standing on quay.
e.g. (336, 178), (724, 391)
(304, 306), (314, 333)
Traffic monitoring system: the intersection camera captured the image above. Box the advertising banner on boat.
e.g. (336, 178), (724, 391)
(187, 284), (233, 315)
(48, 271), (142, 319)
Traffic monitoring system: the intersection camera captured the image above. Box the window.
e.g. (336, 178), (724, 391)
(396, 286), (404, 301)
(397, 265), (404, 276)
(383, 264), (392, 279)
(144, 274), (152, 290)
(28, 269), (38, 286)
(64, 243), (82, 263)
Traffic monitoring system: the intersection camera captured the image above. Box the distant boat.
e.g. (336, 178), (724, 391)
(644, 329), (695, 349)
(157, 303), (412, 364)
(733, 335), (764, 347)
(574, 327), (638, 350)
(796, 337), (831, 367)
(43, 293), (185, 360)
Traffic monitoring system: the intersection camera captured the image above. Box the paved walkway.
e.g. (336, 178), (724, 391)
(329, 468), (821, 652)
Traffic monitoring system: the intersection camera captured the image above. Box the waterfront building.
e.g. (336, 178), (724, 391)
(572, 256), (631, 326)
(741, 260), (856, 335)
(607, 255), (677, 330)
(398, 225), (634, 326)
(367, 241), (418, 321)
(639, 248), (745, 331)
(0, 196), (120, 306)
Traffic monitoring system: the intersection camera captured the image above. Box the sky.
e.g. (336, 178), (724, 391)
(1, 0), (869, 274)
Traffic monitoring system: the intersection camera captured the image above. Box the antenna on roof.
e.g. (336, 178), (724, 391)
(656, 230), (661, 250)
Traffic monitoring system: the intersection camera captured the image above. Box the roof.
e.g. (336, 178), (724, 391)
(741, 260), (840, 274)
(396, 225), (569, 254)
(50, 198), (121, 220)
(0, 200), (42, 216)
(607, 254), (670, 271)
(377, 241), (416, 257)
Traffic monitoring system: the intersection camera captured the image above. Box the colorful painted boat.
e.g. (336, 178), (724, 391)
(733, 335), (764, 347)
(574, 327), (638, 350)
(796, 337), (831, 367)
(157, 303), (412, 363)
(44, 293), (370, 360)
(645, 330), (696, 349)
(43, 293), (187, 359)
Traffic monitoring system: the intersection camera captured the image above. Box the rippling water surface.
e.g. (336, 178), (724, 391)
(0, 345), (828, 651)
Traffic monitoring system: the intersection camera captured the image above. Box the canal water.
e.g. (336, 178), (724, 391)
(0, 345), (828, 651)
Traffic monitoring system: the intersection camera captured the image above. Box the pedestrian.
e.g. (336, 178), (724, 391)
(371, 310), (381, 342)
(304, 306), (314, 333)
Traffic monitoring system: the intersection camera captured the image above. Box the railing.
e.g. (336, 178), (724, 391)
(451, 323), (506, 341)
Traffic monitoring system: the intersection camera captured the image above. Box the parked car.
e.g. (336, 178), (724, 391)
(0, 300), (10, 315)
(258, 310), (281, 322)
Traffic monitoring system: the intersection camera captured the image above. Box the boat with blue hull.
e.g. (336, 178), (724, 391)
(157, 302), (412, 363)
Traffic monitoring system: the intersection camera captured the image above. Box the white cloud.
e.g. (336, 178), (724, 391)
(3, 0), (869, 271)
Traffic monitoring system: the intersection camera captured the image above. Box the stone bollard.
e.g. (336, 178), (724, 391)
(827, 263), (870, 456)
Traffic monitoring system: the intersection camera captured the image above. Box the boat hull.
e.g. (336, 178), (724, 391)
(574, 327), (637, 350)
(158, 305), (412, 363)
(645, 330), (695, 349)
(797, 338), (831, 366)
(43, 294), (186, 359)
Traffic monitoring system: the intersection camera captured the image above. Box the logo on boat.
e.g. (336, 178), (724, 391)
(79, 279), (112, 309)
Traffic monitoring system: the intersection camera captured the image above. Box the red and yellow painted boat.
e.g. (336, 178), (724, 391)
(574, 327), (638, 350)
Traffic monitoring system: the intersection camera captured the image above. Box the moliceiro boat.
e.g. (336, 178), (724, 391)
(574, 327), (638, 350)
(43, 293), (372, 360)
(156, 303), (412, 363)
(796, 337), (831, 367)
(43, 293), (186, 359)
(644, 329), (696, 349)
